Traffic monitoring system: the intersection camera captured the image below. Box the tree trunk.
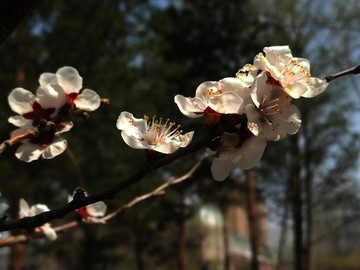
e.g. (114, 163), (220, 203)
(276, 184), (290, 270)
(302, 116), (313, 270)
(220, 203), (230, 270)
(245, 170), (259, 270)
(9, 242), (27, 270)
(289, 135), (304, 270)
(177, 191), (186, 270)
(134, 231), (145, 270)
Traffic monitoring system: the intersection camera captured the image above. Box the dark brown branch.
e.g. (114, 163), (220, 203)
(0, 135), (209, 232)
(0, 115), (246, 233)
(324, 65), (360, 82)
(0, 156), (205, 247)
(0, 0), (42, 44)
(0, 129), (36, 153)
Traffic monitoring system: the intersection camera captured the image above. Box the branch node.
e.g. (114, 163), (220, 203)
(73, 187), (86, 201)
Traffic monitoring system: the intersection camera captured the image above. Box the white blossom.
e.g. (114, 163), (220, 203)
(209, 133), (267, 181)
(116, 111), (194, 154)
(174, 77), (250, 120)
(245, 72), (301, 141)
(19, 199), (57, 241)
(253, 46), (328, 98)
(39, 66), (101, 111)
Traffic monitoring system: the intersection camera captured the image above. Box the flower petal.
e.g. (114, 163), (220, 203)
(174, 95), (207, 117)
(19, 199), (31, 218)
(36, 84), (67, 111)
(263, 46), (292, 66)
(286, 81), (308, 99)
(74, 89), (101, 111)
(56, 66), (83, 94)
(56, 121), (74, 134)
(15, 142), (44, 162)
(211, 157), (238, 181)
(40, 224), (57, 240)
(87, 201), (107, 217)
(8, 115), (30, 127)
(236, 136), (267, 169)
(209, 91), (244, 114)
(155, 131), (194, 154)
(116, 111), (146, 137)
(121, 131), (148, 150)
(31, 204), (50, 215)
(301, 78), (328, 98)
(39, 73), (57, 86)
(8, 88), (35, 115)
(42, 137), (67, 159)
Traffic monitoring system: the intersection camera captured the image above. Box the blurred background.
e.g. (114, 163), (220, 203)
(0, 0), (360, 269)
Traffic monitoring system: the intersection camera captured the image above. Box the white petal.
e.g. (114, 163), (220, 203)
(31, 204), (50, 215)
(8, 115), (30, 127)
(19, 198), (31, 217)
(245, 104), (262, 136)
(174, 95), (206, 117)
(56, 66), (83, 94)
(56, 121), (74, 134)
(286, 81), (308, 99)
(293, 58), (310, 73)
(155, 131), (194, 154)
(209, 91), (244, 114)
(39, 73), (57, 86)
(219, 77), (248, 92)
(8, 88), (35, 115)
(195, 81), (219, 97)
(263, 46), (292, 64)
(236, 136), (267, 169)
(40, 224), (57, 240)
(236, 64), (258, 86)
(74, 89), (101, 111)
(211, 157), (237, 181)
(121, 131), (148, 150)
(301, 78), (328, 98)
(36, 84), (67, 111)
(87, 201), (107, 217)
(116, 111), (146, 137)
(42, 137), (67, 159)
(15, 142), (44, 162)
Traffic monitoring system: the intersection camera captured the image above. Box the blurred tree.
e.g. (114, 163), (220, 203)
(0, 0), (359, 270)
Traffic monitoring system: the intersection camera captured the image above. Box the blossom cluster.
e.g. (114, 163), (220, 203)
(7, 67), (101, 162)
(175, 46), (328, 180)
(5, 46), (328, 182)
(19, 196), (107, 240)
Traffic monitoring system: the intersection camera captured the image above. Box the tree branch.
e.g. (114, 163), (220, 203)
(324, 65), (360, 82)
(0, 0), (42, 44)
(0, 156), (205, 247)
(0, 114), (245, 233)
(0, 135), (209, 232)
(0, 129), (36, 153)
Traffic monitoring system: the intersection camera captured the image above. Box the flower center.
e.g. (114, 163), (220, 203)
(142, 115), (182, 145)
(76, 206), (90, 219)
(66, 92), (79, 108)
(22, 101), (55, 125)
(281, 59), (310, 85)
(258, 94), (283, 130)
(203, 86), (223, 102)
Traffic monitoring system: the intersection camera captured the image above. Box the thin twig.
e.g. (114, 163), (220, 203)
(0, 114), (243, 233)
(0, 129), (36, 153)
(324, 65), (360, 82)
(102, 155), (205, 222)
(0, 156), (205, 247)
